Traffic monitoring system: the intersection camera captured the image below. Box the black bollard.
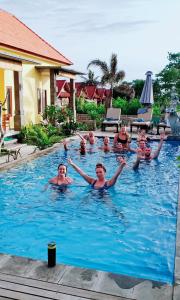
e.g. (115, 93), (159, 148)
(48, 242), (56, 267)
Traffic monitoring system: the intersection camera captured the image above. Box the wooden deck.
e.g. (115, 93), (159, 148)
(0, 254), (173, 300)
(0, 272), (130, 300)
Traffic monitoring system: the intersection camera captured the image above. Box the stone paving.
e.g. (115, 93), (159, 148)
(0, 253), (174, 300)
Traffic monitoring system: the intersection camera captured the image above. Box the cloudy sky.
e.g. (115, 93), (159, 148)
(0, 0), (179, 81)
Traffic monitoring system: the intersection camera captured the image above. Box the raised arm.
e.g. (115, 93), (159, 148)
(133, 150), (144, 170)
(68, 158), (94, 184)
(152, 133), (165, 159)
(107, 157), (126, 187)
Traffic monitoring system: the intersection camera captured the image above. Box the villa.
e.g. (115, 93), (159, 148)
(0, 9), (82, 132)
(56, 79), (111, 105)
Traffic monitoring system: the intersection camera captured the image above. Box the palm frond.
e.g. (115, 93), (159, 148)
(110, 53), (118, 76)
(115, 70), (126, 83)
(87, 59), (108, 74)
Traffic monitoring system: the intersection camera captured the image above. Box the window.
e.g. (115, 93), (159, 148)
(37, 88), (41, 114)
(42, 90), (47, 112)
(6, 87), (12, 116)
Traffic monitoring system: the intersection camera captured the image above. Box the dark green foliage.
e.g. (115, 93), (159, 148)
(131, 79), (145, 98)
(61, 122), (78, 136)
(19, 124), (62, 150)
(76, 99), (105, 115)
(43, 105), (74, 124)
(155, 52), (180, 107)
(112, 97), (141, 115)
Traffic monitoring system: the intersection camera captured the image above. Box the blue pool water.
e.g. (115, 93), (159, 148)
(0, 139), (179, 283)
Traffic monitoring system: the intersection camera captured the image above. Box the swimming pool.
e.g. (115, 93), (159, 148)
(0, 139), (179, 283)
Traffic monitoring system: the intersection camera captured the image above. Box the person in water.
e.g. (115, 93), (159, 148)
(133, 133), (165, 169)
(68, 156), (126, 189)
(49, 163), (73, 186)
(113, 126), (130, 150)
(137, 129), (150, 143)
(78, 131), (96, 145)
(63, 139), (87, 155)
(129, 139), (147, 155)
(99, 136), (111, 152)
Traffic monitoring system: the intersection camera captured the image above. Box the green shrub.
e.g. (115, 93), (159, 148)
(128, 98), (142, 115)
(76, 122), (89, 131)
(61, 122), (78, 136)
(152, 104), (161, 116)
(43, 105), (74, 124)
(113, 97), (141, 115)
(76, 99), (105, 115)
(19, 124), (63, 150)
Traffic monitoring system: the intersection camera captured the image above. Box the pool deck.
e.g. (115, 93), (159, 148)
(0, 253), (174, 300)
(0, 130), (179, 299)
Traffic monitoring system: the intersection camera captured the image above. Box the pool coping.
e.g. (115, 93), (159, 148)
(0, 134), (179, 299)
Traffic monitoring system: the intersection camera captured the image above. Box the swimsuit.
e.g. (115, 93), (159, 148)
(91, 180), (109, 190)
(117, 136), (128, 144)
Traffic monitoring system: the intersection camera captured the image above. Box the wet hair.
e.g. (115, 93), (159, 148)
(96, 163), (106, 173)
(58, 163), (67, 176)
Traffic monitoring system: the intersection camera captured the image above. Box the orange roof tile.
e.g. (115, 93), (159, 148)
(0, 10), (72, 65)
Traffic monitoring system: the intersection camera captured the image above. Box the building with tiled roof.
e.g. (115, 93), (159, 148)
(0, 9), (78, 130)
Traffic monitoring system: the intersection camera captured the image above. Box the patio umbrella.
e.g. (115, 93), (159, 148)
(140, 71), (154, 105)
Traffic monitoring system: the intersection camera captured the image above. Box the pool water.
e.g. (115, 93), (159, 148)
(0, 139), (179, 283)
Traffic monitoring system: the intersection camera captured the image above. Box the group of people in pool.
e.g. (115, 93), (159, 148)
(49, 127), (165, 190)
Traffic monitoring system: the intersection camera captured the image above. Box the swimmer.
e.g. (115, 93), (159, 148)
(99, 136), (111, 152)
(49, 163), (73, 185)
(77, 131), (96, 145)
(133, 133), (165, 169)
(63, 139), (87, 155)
(137, 129), (150, 143)
(68, 156), (126, 189)
(129, 140), (147, 156)
(113, 126), (130, 150)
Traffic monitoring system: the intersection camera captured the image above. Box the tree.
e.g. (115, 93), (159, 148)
(155, 52), (180, 107)
(113, 82), (135, 101)
(80, 69), (99, 86)
(87, 53), (125, 107)
(131, 79), (145, 99)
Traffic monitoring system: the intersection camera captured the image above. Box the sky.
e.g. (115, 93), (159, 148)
(0, 0), (179, 82)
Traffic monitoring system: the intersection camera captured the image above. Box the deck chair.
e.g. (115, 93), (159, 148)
(130, 107), (153, 133)
(101, 108), (121, 132)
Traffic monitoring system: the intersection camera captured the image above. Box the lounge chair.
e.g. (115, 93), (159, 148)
(101, 108), (121, 133)
(130, 107), (153, 133)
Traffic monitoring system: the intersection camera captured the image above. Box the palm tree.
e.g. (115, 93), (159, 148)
(80, 69), (99, 86)
(87, 53), (125, 107)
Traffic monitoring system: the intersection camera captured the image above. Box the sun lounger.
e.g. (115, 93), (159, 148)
(101, 108), (121, 133)
(130, 107), (153, 133)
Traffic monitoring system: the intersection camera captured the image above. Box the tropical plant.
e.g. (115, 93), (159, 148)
(19, 124), (62, 150)
(152, 104), (161, 116)
(112, 97), (141, 115)
(131, 79), (145, 98)
(154, 52), (180, 108)
(43, 105), (57, 125)
(80, 69), (99, 86)
(61, 121), (78, 136)
(87, 53), (125, 107)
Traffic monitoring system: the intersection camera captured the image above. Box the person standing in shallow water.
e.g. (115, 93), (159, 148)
(49, 164), (73, 186)
(68, 157), (126, 189)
